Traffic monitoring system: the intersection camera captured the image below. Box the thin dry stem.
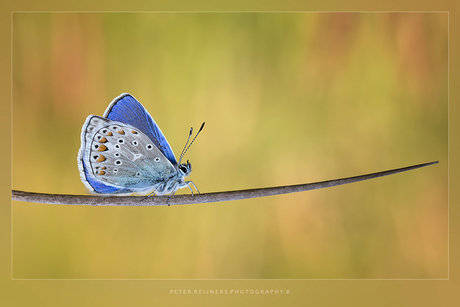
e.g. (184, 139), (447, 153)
(12, 161), (438, 206)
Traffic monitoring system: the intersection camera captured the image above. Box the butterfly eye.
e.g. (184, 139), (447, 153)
(132, 140), (138, 146)
(154, 157), (160, 162)
(146, 144), (153, 150)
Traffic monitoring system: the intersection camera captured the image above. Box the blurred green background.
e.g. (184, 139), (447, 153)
(12, 12), (447, 279)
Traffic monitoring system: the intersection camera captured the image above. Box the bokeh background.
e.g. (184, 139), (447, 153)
(12, 12), (447, 279)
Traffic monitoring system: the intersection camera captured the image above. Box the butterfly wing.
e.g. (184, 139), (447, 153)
(103, 93), (178, 165)
(78, 116), (131, 194)
(78, 115), (177, 195)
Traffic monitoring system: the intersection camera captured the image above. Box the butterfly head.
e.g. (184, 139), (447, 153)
(178, 160), (192, 177)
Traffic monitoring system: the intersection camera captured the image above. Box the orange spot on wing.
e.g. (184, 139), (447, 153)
(96, 155), (106, 162)
(98, 170), (105, 175)
(132, 130), (138, 134)
(99, 137), (108, 143)
(117, 129), (125, 135)
(97, 144), (108, 151)
(107, 131), (113, 136)
(101, 166), (106, 170)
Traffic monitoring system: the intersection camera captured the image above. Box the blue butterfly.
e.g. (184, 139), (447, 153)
(77, 93), (203, 197)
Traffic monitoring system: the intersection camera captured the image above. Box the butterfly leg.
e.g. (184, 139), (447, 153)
(166, 181), (180, 206)
(141, 192), (155, 202)
(141, 183), (162, 202)
(185, 180), (200, 195)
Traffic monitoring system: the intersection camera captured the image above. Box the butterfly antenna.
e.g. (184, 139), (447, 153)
(179, 122), (205, 165)
(178, 127), (193, 165)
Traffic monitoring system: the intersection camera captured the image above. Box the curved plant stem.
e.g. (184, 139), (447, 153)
(12, 161), (438, 206)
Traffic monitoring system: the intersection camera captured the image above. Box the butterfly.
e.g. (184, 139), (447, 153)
(77, 93), (204, 198)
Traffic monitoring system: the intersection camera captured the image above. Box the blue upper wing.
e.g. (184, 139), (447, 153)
(103, 93), (177, 165)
